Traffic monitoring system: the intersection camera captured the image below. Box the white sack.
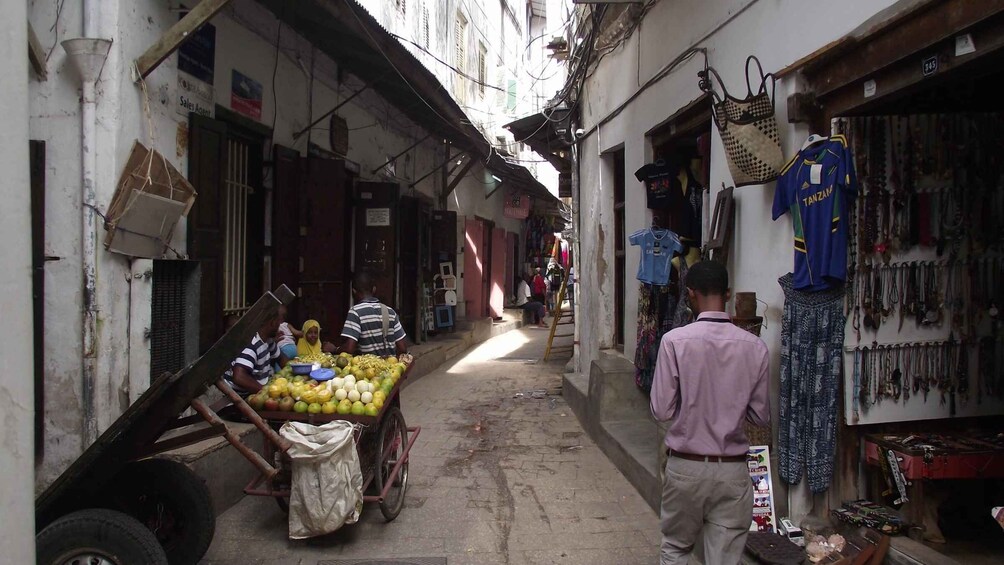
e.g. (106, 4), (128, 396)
(280, 420), (363, 539)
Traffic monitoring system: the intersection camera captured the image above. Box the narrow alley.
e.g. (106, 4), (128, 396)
(201, 327), (661, 565)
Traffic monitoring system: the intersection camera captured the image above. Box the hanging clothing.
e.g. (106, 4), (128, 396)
(777, 273), (846, 493)
(772, 135), (858, 291)
(629, 228), (683, 286)
(635, 259), (693, 392)
(635, 283), (677, 393)
(635, 161), (704, 241)
(296, 319), (323, 357)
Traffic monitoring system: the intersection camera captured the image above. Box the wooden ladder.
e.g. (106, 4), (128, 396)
(544, 270), (574, 361)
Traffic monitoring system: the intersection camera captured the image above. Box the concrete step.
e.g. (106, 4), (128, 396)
(599, 419), (662, 514)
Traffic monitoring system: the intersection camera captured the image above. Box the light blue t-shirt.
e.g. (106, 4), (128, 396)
(629, 228), (683, 286)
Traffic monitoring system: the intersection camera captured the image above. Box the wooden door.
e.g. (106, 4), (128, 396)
(464, 217), (485, 318)
(398, 195), (422, 338)
(505, 231), (517, 301)
(187, 115), (227, 353)
(489, 227), (506, 318)
(272, 146), (301, 322)
(354, 182), (398, 305)
(300, 157), (349, 337)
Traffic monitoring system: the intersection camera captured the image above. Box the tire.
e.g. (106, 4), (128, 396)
(375, 406), (409, 521)
(109, 458), (215, 565)
(36, 508), (169, 565)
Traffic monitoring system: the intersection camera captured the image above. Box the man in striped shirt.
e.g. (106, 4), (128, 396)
(340, 271), (408, 357)
(225, 313), (284, 394)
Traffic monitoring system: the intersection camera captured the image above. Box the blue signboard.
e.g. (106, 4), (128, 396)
(178, 21), (216, 85)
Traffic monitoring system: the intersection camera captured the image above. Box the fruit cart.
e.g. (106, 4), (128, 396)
(241, 362), (421, 521)
(34, 285), (304, 565)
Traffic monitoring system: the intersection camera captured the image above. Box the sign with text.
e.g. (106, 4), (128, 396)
(365, 208), (391, 226)
(748, 445), (777, 533)
(178, 21), (215, 84)
(230, 69), (263, 121)
(177, 71), (214, 118)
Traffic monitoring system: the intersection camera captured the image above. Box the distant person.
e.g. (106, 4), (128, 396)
(339, 271), (409, 357)
(650, 261), (770, 565)
(516, 274), (547, 328)
(532, 267), (547, 310)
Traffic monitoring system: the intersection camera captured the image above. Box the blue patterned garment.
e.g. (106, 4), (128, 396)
(777, 273), (846, 493)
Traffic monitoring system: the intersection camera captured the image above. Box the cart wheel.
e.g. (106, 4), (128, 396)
(375, 406), (409, 521)
(36, 508), (169, 565)
(110, 459), (215, 565)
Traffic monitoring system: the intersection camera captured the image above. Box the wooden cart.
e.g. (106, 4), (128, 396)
(244, 363), (421, 522)
(34, 286), (302, 565)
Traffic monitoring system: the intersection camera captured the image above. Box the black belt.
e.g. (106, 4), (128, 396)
(667, 449), (746, 463)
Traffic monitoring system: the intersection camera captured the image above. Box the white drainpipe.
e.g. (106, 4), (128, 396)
(62, 0), (110, 446)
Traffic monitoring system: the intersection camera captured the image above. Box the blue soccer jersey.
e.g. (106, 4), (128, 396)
(629, 228), (683, 286)
(772, 135), (858, 291)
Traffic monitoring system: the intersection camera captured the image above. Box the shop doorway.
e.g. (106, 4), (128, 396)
(187, 115), (265, 353)
(489, 226), (507, 319)
(793, 5), (1004, 559)
(464, 216), (493, 319)
(398, 195), (431, 340)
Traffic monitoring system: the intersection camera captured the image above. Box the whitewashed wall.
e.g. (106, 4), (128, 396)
(576, 0), (903, 384)
(28, 0), (509, 489)
(0, 0), (37, 559)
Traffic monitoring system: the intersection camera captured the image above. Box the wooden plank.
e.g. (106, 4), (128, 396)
(35, 285), (294, 528)
(807, 0), (1004, 97)
(132, 423), (226, 458)
(134, 0), (232, 80)
(820, 12), (1004, 119)
(444, 156), (476, 200)
(27, 20), (47, 80)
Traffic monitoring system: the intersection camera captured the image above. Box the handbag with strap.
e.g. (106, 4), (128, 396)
(700, 56), (784, 187)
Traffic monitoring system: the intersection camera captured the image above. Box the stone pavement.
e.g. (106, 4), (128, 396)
(201, 326), (661, 565)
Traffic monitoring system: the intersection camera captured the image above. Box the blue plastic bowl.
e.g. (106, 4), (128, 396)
(310, 368), (336, 382)
(290, 363), (313, 375)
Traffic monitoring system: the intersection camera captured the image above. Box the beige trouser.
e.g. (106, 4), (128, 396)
(660, 455), (753, 565)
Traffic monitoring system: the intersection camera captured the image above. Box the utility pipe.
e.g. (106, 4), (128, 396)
(62, 0), (110, 446)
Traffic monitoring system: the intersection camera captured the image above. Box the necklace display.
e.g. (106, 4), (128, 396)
(846, 113), (1004, 418)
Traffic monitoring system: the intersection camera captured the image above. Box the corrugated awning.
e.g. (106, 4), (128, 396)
(484, 151), (560, 205)
(504, 111), (572, 171)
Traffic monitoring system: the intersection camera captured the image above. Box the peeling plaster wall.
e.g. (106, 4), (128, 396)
(0, 0), (36, 559)
(27, 0), (494, 490)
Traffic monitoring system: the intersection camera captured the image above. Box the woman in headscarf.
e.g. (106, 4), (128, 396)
(296, 319), (335, 357)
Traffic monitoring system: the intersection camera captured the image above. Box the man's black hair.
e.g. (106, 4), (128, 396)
(685, 261), (729, 296)
(353, 271), (376, 295)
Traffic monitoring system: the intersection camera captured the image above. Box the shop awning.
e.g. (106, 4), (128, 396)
(484, 151), (560, 206)
(504, 111), (573, 172)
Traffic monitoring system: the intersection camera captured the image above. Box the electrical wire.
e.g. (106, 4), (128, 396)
(269, 18), (283, 153)
(46, 0), (67, 63)
(340, 0), (477, 145)
(389, 31), (505, 93)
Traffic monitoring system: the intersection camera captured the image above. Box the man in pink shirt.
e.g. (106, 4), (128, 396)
(651, 261), (770, 565)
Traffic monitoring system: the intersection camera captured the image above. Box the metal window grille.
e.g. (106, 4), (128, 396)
(150, 260), (192, 382)
(454, 12), (467, 103)
(422, 7), (430, 49)
(223, 138), (252, 315)
(478, 43), (487, 96)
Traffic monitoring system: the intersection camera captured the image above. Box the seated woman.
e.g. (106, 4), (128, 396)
(296, 319), (336, 357)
